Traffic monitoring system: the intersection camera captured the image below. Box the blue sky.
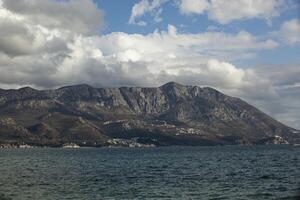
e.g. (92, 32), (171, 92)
(0, 0), (299, 128)
(94, 0), (300, 68)
(95, 0), (297, 34)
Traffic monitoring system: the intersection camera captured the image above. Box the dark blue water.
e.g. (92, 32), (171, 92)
(0, 145), (299, 200)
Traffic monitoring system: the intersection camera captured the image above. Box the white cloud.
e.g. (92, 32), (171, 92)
(0, 18), (68, 56)
(0, 0), (279, 92)
(208, 0), (283, 24)
(0, 0), (103, 57)
(178, 0), (284, 24)
(129, 0), (166, 26)
(251, 64), (300, 129)
(179, 0), (209, 15)
(131, 0), (288, 25)
(0, 0), (299, 129)
(130, 0), (288, 25)
(277, 19), (300, 45)
(0, 8), (278, 90)
(1, 0), (104, 34)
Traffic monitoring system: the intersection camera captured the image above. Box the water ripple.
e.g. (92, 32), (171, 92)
(0, 145), (299, 199)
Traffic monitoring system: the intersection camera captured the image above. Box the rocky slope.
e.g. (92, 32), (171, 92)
(0, 82), (299, 147)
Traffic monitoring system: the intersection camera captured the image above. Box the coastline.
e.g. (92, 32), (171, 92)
(0, 143), (296, 149)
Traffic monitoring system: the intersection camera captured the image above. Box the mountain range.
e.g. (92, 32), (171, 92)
(0, 82), (299, 147)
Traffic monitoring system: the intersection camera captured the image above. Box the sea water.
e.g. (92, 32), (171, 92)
(0, 145), (299, 199)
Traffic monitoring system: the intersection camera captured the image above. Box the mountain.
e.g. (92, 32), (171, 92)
(0, 82), (299, 147)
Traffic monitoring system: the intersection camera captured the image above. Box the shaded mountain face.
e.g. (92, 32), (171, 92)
(0, 82), (299, 147)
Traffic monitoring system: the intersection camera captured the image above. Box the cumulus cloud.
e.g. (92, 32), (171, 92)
(178, 0), (209, 15)
(207, 0), (284, 24)
(1, 0), (104, 34)
(131, 0), (286, 25)
(0, 11), (277, 92)
(251, 64), (300, 129)
(0, 0), (279, 89)
(129, 0), (166, 26)
(0, 0), (103, 57)
(276, 19), (300, 45)
(178, 0), (284, 24)
(0, 0), (299, 129)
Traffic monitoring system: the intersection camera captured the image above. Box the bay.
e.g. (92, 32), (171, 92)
(0, 145), (299, 200)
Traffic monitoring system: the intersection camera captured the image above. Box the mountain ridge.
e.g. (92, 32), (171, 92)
(0, 82), (299, 147)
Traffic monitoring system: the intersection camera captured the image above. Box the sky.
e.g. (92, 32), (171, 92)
(0, 0), (299, 129)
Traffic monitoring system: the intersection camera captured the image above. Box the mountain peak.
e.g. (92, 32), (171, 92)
(18, 86), (38, 93)
(18, 86), (36, 91)
(160, 81), (185, 89)
(0, 82), (298, 146)
(58, 84), (93, 90)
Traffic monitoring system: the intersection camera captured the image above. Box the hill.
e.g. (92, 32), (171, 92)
(0, 82), (299, 147)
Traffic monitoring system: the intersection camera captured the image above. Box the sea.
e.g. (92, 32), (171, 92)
(0, 145), (299, 200)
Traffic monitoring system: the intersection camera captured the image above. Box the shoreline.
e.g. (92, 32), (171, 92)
(0, 143), (297, 149)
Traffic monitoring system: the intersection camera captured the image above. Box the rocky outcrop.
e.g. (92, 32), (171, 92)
(0, 82), (299, 146)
